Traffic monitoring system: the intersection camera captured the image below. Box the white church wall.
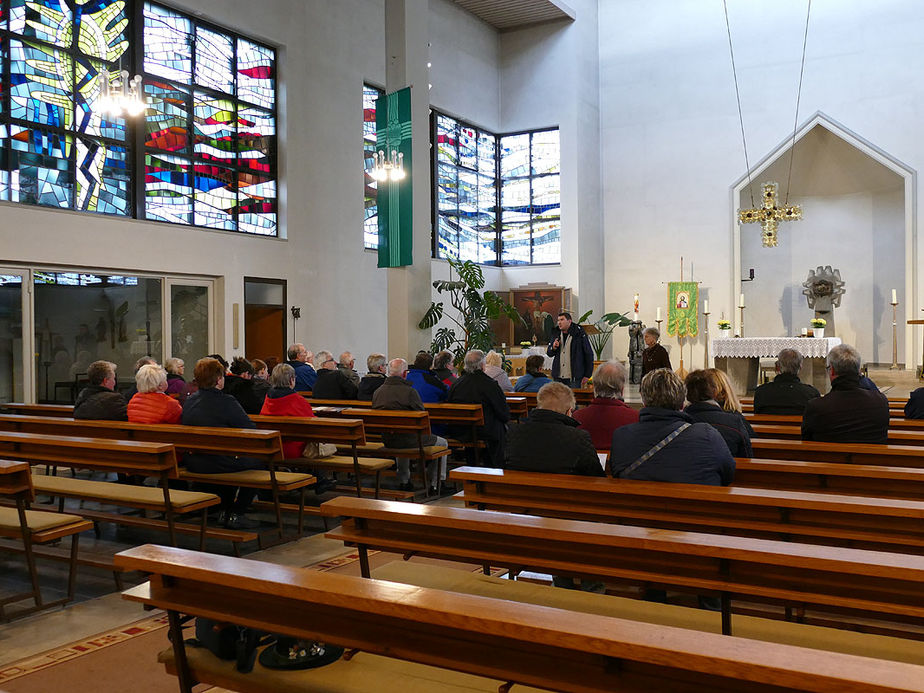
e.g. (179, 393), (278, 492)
(600, 0), (924, 370)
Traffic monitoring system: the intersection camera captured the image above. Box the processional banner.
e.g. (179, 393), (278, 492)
(667, 281), (698, 338)
(376, 87), (413, 268)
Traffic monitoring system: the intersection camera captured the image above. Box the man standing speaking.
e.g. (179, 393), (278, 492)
(547, 311), (594, 388)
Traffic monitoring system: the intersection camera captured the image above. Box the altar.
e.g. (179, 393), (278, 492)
(712, 336), (842, 395)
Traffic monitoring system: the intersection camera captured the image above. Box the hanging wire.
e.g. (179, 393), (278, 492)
(784, 0), (812, 205)
(724, 0), (755, 208)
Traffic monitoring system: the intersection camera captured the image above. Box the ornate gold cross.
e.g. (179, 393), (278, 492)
(738, 181), (802, 248)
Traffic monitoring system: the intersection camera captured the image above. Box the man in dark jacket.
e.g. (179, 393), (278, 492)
(312, 350), (358, 399)
(753, 348), (820, 415)
(802, 344), (889, 444)
(684, 369), (752, 457)
(286, 343), (317, 391)
(546, 312), (594, 388)
(223, 357), (266, 414)
(610, 368), (735, 486)
(73, 360), (127, 420)
(357, 353), (387, 400)
(506, 382), (603, 476)
(446, 350), (511, 468)
(182, 357), (262, 529)
(905, 387), (924, 419)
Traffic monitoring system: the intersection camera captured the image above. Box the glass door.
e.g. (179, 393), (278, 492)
(165, 279), (214, 371)
(0, 270), (30, 402)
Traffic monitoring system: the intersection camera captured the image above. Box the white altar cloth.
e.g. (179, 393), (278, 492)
(712, 337), (842, 359)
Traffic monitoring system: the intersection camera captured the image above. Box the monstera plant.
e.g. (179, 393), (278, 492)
(418, 257), (525, 364)
(578, 309), (633, 360)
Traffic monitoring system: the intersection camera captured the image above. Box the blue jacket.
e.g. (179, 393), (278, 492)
(406, 368), (448, 403)
(514, 372), (552, 393)
(546, 323), (594, 381)
(683, 401), (753, 458)
(609, 408), (735, 486)
(287, 359), (317, 391)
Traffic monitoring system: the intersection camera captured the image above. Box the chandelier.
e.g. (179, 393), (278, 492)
(371, 149), (406, 182)
(96, 68), (146, 117)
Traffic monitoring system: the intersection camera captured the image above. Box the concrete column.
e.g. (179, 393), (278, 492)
(384, 0), (432, 361)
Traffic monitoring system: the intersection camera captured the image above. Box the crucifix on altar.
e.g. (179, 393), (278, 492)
(738, 181), (803, 248)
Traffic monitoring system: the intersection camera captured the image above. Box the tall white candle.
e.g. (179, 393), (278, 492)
(656, 307), (662, 321)
(892, 289), (898, 304)
(739, 293), (745, 308)
(703, 299), (709, 314)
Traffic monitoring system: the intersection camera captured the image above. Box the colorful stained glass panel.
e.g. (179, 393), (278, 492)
(10, 0), (72, 47)
(76, 0), (129, 61)
(459, 126), (476, 170)
(532, 174), (560, 218)
(75, 59), (126, 140)
(238, 172), (275, 235)
(10, 39), (73, 130)
(237, 105), (273, 174)
(193, 91), (235, 163)
(195, 27), (234, 94)
(363, 84), (381, 250)
(145, 80), (189, 151)
(532, 130), (560, 176)
(500, 133), (529, 178)
(193, 163), (235, 229)
(437, 115), (458, 166)
(145, 152), (191, 224)
(9, 125), (72, 207)
(143, 3), (192, 82)
(531, 219), (561, 264)
(76, 138), (129, 215)
(437, 215), (459, 259)
(237, 38), (274, 108)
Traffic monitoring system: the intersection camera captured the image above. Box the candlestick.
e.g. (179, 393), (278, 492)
(703, 299), (709, 314)
(892, 288), (898, 304)
(891, 298), (899, 370)
(655, 318), (663, 335)
(703, 310), (711, 368)
(656, 307), (662, 321)
(739, 293), (745, 309)
(738, 302), (745, 338)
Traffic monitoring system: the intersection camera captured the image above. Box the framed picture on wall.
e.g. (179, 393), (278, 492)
(506, 284), (571, 346)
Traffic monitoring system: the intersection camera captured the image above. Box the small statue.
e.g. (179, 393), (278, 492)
(802, 266), (845, 337)
(628, 321), (645, 384)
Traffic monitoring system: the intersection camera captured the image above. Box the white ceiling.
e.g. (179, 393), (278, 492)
(450, 0), (575, 31)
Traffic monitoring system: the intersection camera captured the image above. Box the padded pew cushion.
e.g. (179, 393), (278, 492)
(178, 469), (315, 490)
(33, 474), (219, 511)
(0, 507), (89, 535)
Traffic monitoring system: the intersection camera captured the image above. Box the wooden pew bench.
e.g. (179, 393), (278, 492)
(0, 415), (314, 538)
(745, 412), (924, 432)
(321, 496), (924, 636)
(0, 459), (92, 620)
(114, 544), (924, 693)
(750, 422), (924, 446)
(0, 403), (73, 417)
(735, 458), (924, 499)
(750, 438), (924, 467)
(449, 465), (924, 555)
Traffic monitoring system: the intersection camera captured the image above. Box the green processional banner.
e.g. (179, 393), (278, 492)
(376, 87), (413, 268)
(667, 281), (698, 338)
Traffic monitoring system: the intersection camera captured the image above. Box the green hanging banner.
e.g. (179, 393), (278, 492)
(376, 87), (413, 268)
(667, 281), (698, 338)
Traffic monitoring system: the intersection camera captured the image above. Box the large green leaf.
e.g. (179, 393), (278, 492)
(418, 302), (444, 329)
(452, 258), (485, 290)
(577, 309), (594, 324)
(432, 327), (457, 352)
(432, 279), (465, 293)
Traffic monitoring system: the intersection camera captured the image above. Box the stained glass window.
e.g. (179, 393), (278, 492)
(363, 84), (383, 249)
(0, 1), (276, 234)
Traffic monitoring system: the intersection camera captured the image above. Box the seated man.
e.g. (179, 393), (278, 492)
(285, 343), (317, 391)
(684, 369), (752, 458)
(357, 353), (388, 400)
(505, 382), (602, 476)
(446, 350), (511, 468)
(406, 351), (448, 403)
(905, 387), (924, 419)
(610, 368), (734, 486)
(432, 350), (458, 386)
(572, 360), (638, 449)
(513, 354), (552, 393)
(73, 360), (127, 420)
(801, 344), (889, 444)
(182, 357), (262, 529)
(223, 357), (266, 414)
(312, 350), (359, 399)
(122, 355), (158, 401)
(338, 351), (361, 388)
(753, 348), (820, 415)
(372, 358), (448, 493)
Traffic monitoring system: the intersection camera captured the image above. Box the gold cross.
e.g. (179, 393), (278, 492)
(738, 181), (802, 248)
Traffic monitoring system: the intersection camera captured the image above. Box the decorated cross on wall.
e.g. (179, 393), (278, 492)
(738, 181), (803, 248)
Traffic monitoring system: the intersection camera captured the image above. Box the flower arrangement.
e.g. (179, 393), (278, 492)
(717, 319), (732, 330)
(810, 318), (827, 327)
(519, 341), (532, 347)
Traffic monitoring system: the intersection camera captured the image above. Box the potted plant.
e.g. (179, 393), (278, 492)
(418, 257), (526, 366)
(810, 317), (826, 339)
(577, 309), (633, 361)
(717, 319), (732, 337)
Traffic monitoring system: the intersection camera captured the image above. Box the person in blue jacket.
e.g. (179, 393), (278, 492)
(546, 312), (594, 388)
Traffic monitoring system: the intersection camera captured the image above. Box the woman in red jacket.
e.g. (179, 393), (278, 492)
(259, 363), (315, 458)
(127, 364), (183, 424)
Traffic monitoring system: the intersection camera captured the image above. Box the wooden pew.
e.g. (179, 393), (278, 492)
(0, 415), (313, 537)
(735, 458), (924, 499)
(114, 544), (924, 693)
(750, 438), (924, 467)
(0, 459), (92, 620)
(750, 423), (924, 446)
(504, 389), (594, 412)
(449, 465), (924, 555)
(0, 403), (72, 417)
(321, 496), (924, 635)
(745, 412), (924, 432)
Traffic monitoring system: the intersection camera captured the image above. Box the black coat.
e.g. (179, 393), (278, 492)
(801, 374), (889, 444)
(546, 323), (594, 381)
(753, 373), (820, 415)
(446, 369), (510, 467)
(181, 388), (260, 473)
(223, 374), (266, 415)
(357, 373), (386, 401)
(505, 408), (603, 477)
(312, 368), (358, 399)
(641, 343), (671, 376)
(905, 388), (924, 419)
(73, 385), (127, 420)
(609, 408), (735, 486)
(371, 376), (437, 448)
(684, 401), (753, 458)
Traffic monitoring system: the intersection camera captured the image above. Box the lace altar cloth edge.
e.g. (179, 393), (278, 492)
(711, 336), (842, 359)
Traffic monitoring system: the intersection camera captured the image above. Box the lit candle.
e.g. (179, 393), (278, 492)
(892, 289), (898, 304)
(703, 299), (709, 314)
(739, 293), (745, 308)
(656, 307), (662, 321)
(633, 293), (639, 321)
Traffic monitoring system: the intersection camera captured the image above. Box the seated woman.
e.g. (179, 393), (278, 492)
(432, 350), (458, 386)
(514, 354), (552, 393)
(164, 357), (195, 402)
(706, 368), (755, 437)
(259, 363), (315, 458)
(483, 350), (513, 392)
(640, 327), (671, 377)
(182, 358), (262, 530)
(683, 370), (752, 457)
(127, 364), (183, 424)
(572, 360), (638, 448)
